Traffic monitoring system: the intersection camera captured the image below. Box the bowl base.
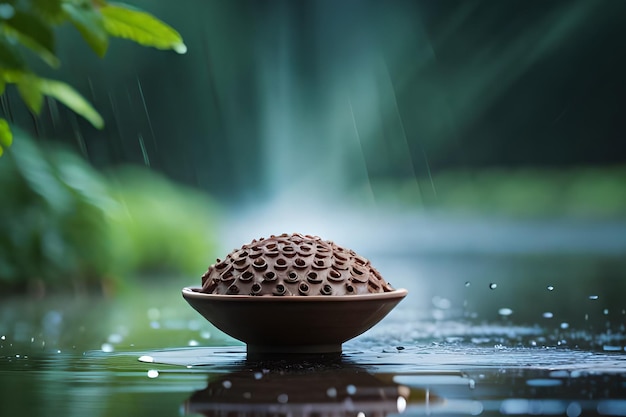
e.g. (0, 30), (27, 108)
(247, 343), (342, 356)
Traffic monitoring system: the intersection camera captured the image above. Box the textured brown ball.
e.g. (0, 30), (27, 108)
(200, 233), (394, 296)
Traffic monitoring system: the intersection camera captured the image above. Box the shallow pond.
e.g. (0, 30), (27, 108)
(1, 249), (626, 417)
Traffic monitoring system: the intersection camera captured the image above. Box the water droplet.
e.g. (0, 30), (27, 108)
(397, 396), (407, 412)
(1, 336), (5, 340)
(200, 331), (211, 339)
(173, 43), (188, 54)
(188, 340), (199, 347)
(357, 413), (366, 417)
(566, 402), (582, 417)
(243, 392), (252, 399)
(138, 355), (154, 363)
(498, 308), (513, 316)
(547, 285), (554, 291)
(602, 345), (621, 352)
(588, 295), (599, 300)
(465, 281), (471, 287)
(603, 309), (609, 315)
(277, 393), (288, 403)
(346, 385), (357, 395)
(147, 370), (159, 378)
(530, 340), (537, 347)
(101, 343), (114, 352)
(222, 380), (232, 389)
(560, 322), (570, 329)
(327, 387), (337, 398)
(543, 312), (554, 319)
(468, 379), (476, 389)
(489, 283), (497, 290)
(254, 372), (263, 380)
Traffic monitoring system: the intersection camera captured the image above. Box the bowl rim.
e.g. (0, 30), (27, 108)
(182, 286), (408, 302)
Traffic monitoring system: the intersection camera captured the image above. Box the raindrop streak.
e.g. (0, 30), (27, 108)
(47, 99), (60, 129)
(383, 60), (427, 203)
(138, 134), (151, 167)
(348, 99), (375, 203)
(137, 77), (157, 148)
(489, 283), (497, 290)
(70, 113), (88, 158)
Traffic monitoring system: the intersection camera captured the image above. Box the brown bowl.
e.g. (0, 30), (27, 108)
(182, 286), (408, 354)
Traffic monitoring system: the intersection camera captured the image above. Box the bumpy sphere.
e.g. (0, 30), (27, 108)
(200, 233), (394, 296)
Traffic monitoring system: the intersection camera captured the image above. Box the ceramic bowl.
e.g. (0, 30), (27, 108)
(182, 286), (408, 354)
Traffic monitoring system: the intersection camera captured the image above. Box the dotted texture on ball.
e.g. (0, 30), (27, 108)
(200, 233), (395, 296)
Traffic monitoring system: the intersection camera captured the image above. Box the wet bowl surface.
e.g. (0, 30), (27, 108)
(182, 286), (408, 354)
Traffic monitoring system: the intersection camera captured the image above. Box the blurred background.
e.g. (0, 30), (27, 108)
(1, 0), (626, 344)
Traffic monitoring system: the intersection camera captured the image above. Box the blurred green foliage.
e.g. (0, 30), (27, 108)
(0, 0), (185, 155)
(0, 131), (218, 293)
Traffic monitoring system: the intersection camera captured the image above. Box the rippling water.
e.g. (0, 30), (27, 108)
(1, 248), (625, 416)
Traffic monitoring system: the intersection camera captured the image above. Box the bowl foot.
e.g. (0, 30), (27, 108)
(246, 343), (342, 356)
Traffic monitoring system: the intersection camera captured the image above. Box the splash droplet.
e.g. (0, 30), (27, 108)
(498, 308), (513, 316)
(101, 343), (114, 352)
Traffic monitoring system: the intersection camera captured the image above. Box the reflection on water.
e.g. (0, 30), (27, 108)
(185, 362), (417, 417)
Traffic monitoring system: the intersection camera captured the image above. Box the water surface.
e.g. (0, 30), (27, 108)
(1, 249), (625, 416)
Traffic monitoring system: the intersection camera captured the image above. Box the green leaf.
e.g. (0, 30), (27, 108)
(5, 10), (56, 55)
(0, 37), (26, 70)
(2, 10), (60, 67)
(31, 0), (64, 22)
(37, 78), (104, 129)
(62, 2), (109, 57)
(0, 118), (12, 149)
(100, 3), (187, 54)
(0, 77), (5, 95)
(16, 73), (44, 114)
